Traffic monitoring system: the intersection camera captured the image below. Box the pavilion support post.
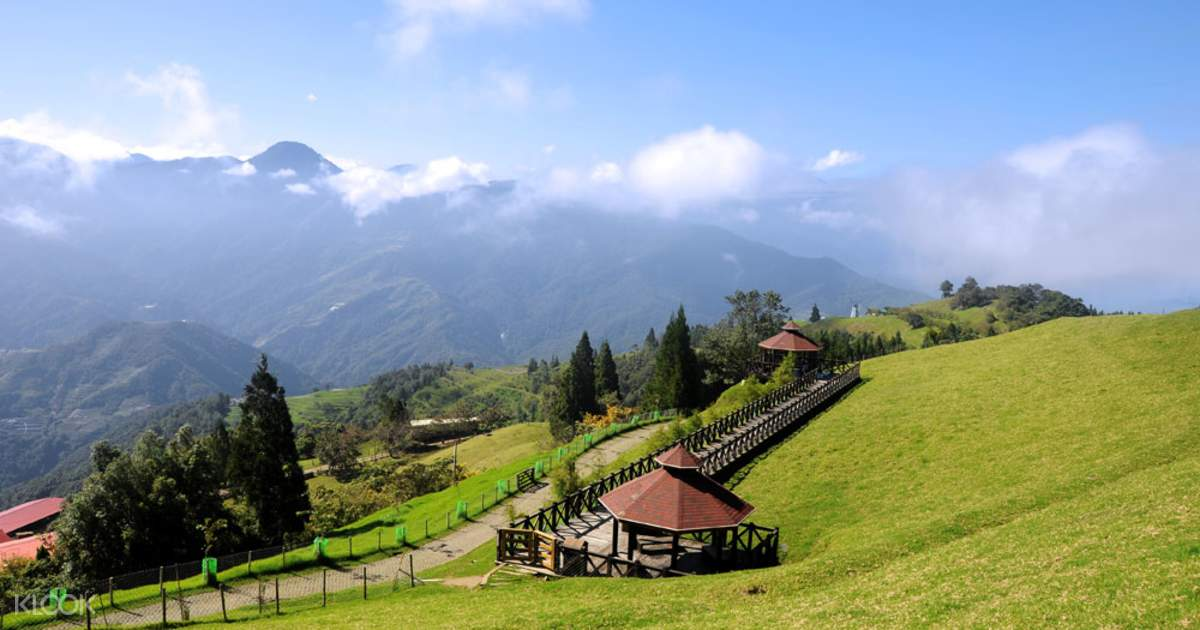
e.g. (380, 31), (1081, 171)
(610, 518), (619, 557)
(669, 533), (680, 569)
(626, 530), (636, 560)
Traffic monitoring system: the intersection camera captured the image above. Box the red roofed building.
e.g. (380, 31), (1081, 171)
(0, 498), (65, 537)
(0, 533), (55, 564)
(756, 321), (822, 374)
(599, 445), (755, 568)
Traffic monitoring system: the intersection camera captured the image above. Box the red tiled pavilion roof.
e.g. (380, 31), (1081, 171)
(655, 444), (702, 469)
(0, 530), (10, 543)
(599, 449), (754, 532)
(0, 498), (64, 535)
(758, 322), (822, 352)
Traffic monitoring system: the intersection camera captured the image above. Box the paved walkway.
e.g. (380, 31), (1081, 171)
(79, 425), (661, 627)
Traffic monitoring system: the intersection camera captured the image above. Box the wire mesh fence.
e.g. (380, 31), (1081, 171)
(0, 411), (674, 628)
(1, 553), (423, 628)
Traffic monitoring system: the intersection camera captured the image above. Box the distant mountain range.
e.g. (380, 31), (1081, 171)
(0, 138), (927, 386)
(0, 320), (314, 422)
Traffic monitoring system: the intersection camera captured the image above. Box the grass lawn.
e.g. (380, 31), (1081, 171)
(417, 422), (554, 473)
(174, 310), (1200, 628)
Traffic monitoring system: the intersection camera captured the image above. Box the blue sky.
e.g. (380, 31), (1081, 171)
(2, 1), (1199, 310)
(2, 1), (1197, 172)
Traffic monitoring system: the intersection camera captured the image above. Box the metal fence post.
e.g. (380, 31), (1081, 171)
(247, 550), (253, 575)
(108, 577), (114, 607)
(274, 576), (280, 615)
(160, 587), (167, 628)
(322, 569), (327, 607)
(409, 555), (415, 588)
(362, 566), (368, 600)
(219, 584), (227, 623)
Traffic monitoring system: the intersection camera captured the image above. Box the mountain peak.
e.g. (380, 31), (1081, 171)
(249, 141), (340, 179)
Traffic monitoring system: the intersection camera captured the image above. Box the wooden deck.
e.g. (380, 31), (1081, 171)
(500, 364), (862, 577)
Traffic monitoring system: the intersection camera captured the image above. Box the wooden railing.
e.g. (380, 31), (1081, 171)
(699, 364), (860, 475)
(511, 362), (860, 534)
(497, 528), (560, 571)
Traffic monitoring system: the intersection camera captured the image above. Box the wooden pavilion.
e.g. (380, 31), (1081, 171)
(598, 444), (755, 571)
(755, 321), (822, 375)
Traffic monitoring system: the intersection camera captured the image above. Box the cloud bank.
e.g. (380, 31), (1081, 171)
(868, 125), (1200, 296)
(324, 156), (490, 218)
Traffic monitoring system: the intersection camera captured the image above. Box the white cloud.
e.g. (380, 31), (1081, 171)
(1005, 124), (1143, 178)
(222, 161), (257, 176)
(285, 182), (316, 195)
(812, 148), (864, 172)
(306, 93), (318, 103)
(1, 205), (64, 237)
(0, 112), (128, 163)
(125, 63), (237, 158)
(589, 161), (622, 183)
(0, 112), (128, 184)
(270, 168), (297, 179)
(325, 156), (490, 218)
(628, 125), (766, 214)
(868, 124), (1200, 292)
(381, 0), (588, 61)
(542, 144), (556, 155)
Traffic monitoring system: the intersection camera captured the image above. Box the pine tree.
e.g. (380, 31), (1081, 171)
(595, 340), (620, 400)
(569, 331), (597, 414)
(643, 328), (658, 351)
(647, 306), (703, 410)
(228, 355), (310, 543)
(809, 304), (822, 323)
(544, 365), (578, 441)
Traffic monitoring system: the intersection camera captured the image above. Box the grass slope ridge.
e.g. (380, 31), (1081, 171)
(221, 310), (1199, 628)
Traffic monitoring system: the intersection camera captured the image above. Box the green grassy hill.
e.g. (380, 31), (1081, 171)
(213, 310), (1199, 628)
(804, 297), (1006, 348)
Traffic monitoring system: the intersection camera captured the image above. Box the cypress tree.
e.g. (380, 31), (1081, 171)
(595, 340), (620, 400)
(647, 306), (702, 410)
(809, 304), (822, 323)
(569, 331), (597, 414)
(228, 355), (310, 543)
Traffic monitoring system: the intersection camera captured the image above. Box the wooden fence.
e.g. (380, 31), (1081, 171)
(511, 362), (861, 534)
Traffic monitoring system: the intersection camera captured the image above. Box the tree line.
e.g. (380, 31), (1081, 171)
(54, 356), (311, 581)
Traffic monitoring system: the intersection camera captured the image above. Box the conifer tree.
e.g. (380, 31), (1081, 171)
(595, 340), (620, 400)
(646, 306), (703, 410)
(809, 304), (822, 323)
(569, 331), (597, 414)
(228, 355), (310, 543)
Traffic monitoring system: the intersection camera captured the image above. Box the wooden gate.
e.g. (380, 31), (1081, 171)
(497, 528), (559, 571)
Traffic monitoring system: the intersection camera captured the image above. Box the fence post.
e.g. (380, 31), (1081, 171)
(160, 587), (166, 628)
(219, 584), (227, 623)
(158, 566), (164, 592)
(108, 577), (114, 607)
(349, 537), (353, 559)
(274, 576), (280, 615)
(85, 599), (92, 630)
(322, 570), (327, 607)
(409, 555), (415, 588)
(362, 566), (368, 600)
(424, 518), (429, 539)
(377, 529), (382, 552)
(248, 550), (253, 575)
(446, 511), (451, 530)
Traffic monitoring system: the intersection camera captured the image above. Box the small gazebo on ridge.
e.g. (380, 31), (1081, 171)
(755, 321), (822, 375)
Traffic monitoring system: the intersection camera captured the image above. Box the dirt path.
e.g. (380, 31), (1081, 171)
(86, 425), (660, 627)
